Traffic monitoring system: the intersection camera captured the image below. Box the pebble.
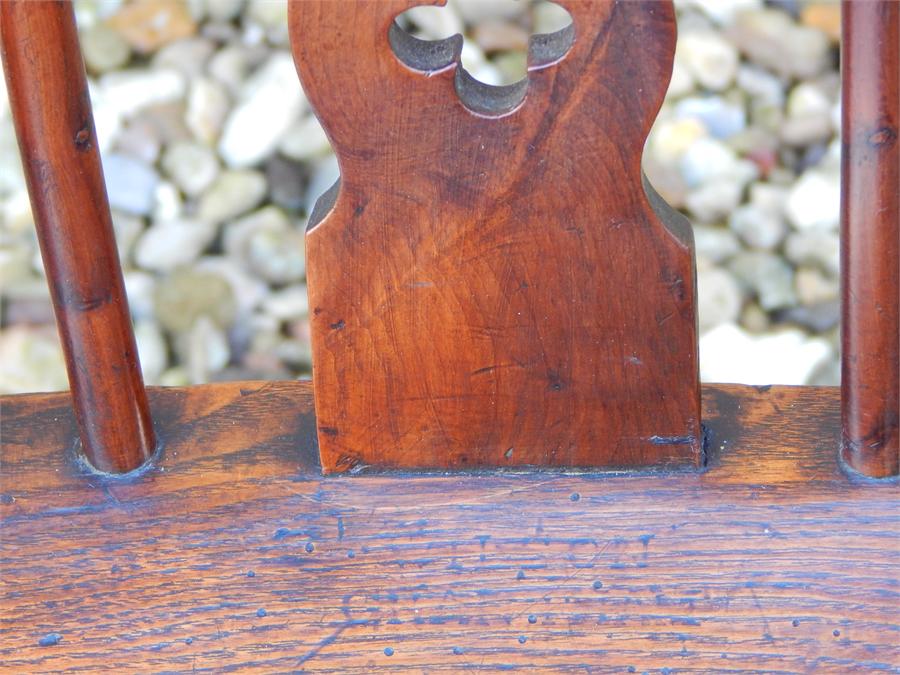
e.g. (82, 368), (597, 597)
(159, 367), (190, 387)
(667, 52), (696, 99)
(208, 45), (255, 95)
(107, 0), (197, 54)
(685, 169), (754, 223)
(785, 169), (840, 231)
(81, 24), (132, 74)
(111, 211), (146, 266)
(153, 38), (216, 79)
(194, 255), (269, 318)
(781, 81), (834, 146)
(682, 0), (762, 25)
(700, 323), (833, 385)
(800, 2), (841, 42)
(134, 218), (216, 272)
(461, 43), (502, 86)
(728, 183), (788, 250)
(0, 326), (68, 395)
(473, 20), (530, 54)
(153, 181), (184, 221)
(728, 8), (830, 79)
(197, 170), (267, 224)
(265, 157), (307, 211)
(134, 320), (168, 383)
(4, 283), (54, 326)
(153, 268), (237, 333)
(102, 153), (160, 215)
(532, 2), (573, 34)
(161, 141), (220, 197)
(0, 244), (32, 290)
(205, 0), (245, 22)
(1, 0), (847, 391)
(0, 125), (26, 195)
(218, 52), (308, 168)
(224, 206), (306, 284)
(404, 4), (464, 40)
(279, 115), (332, 162)
(455, 0), (523, 23)
(740, 302), (771, 333)
(99, 68), (187, 120)
(795, 267), (839, 306)
(729, 203), (784, 251)
(678, 30), (739, 91)
(736, 65), (785, 108)
(131, 102), (192, 147)
(182, 315), (230, 383)
(693, 225), (741, 263)
(185, 77), (231, 145)
(731, 251), (796, 310)
(123, 271), (158, 321)
(262, 285), (309, 321)
(784, 231), (839, 276)
(275, 337), (312, 369)
(776, 301), (840, 333)
(246, 0), (289, 45)
(648, 117), (707, 165)
(679, 137), (744, 188)
(114, 118), (163, 164)
(698, 265), (743, 331)
(675, 96), (745, 139)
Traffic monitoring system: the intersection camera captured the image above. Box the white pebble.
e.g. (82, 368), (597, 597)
(99, 68), (187, 120)
(134, 219), (216, 271)
(161, 141), (221, 197)
(263, 285), (309, 321)
(218, 52), (308, 167)
(279, 116), (333, 162)
(197, 169), (267, 225)
(678, 30), (739, 91)
(698, 265), (743, 331)
(185, 76), (231, 144)
(700, 323), (832, 385)
(785, 170), (840, 231)
(102, 153), (160, 215)
(134, 320), (168, 383)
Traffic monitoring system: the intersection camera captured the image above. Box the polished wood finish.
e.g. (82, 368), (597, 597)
(2, 382), (898, 672)
(840, 0), (900, 478)
(0, 0), (155, 474)
(291, 0), (700, 473)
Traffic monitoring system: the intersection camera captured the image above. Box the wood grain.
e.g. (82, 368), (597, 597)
(290, 0), (700, 472)
(0, 0), (156, 474)
(2, 382), (898, 672)
(840, 0), (900, 478)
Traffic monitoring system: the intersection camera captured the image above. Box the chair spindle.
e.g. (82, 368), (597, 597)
(0, 0), (156, 474)
(840, 0), (900, 478)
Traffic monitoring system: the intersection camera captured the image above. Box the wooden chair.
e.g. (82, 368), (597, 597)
(1, 1), (897, 671)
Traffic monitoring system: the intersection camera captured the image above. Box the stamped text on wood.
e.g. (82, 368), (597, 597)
(290, 0), (700, 472)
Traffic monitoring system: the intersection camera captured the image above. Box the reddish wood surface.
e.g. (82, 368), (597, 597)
(2, 382), (898, 672)
(840, 0), (900, 478)
(0, 0), (155, 474)
(290, 0), (700, 473)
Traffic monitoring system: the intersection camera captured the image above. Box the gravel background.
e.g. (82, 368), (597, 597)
(0, 0), (843, 394)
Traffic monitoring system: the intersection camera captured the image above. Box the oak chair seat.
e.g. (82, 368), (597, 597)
(3, 382), (899, 672)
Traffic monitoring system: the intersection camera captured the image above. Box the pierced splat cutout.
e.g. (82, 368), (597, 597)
(391, 1), (574, 116)
(289, 0), (700, 473)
